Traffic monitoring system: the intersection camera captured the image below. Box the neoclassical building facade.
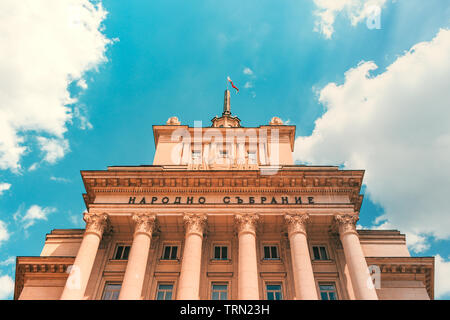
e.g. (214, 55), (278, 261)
(14, 91), (434, 300)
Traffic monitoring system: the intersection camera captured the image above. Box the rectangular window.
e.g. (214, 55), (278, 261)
(101, 283), (121, 300)
(156, 283), (174, 300)
(162, 245), (178, 260)
(113, 245), (130, 260)
(211, 283), (228, 300)
(312, 245), (329, 260)
(266, 284), (283, 300)
(263, 245), (280, 260)
(213, 245), (228, 260)
(319, 283), (338, 300)
(219, 150), (228, 158)
(248, 151), (257, 164)
(192, 150), (201, 163)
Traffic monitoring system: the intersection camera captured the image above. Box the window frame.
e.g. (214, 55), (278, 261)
(112, 244), (131, 260)
(247, 150), (257, 164)
(318, 282), (338, 300)
(262, 244), (280, 260)
(155, 282), (175, 300)
(212, 244), (229, 261)
(101, 282), (122, 300)
(311, 245), (330, 261)
(161, 244), (180, 261)
(264, 282), (284, 300)
(210, 282), (229, 300)
(191, 150), (202, 163)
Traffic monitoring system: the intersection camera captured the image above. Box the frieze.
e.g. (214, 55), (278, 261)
(83, 176), (361, 189)
(125, 195), (315, 205)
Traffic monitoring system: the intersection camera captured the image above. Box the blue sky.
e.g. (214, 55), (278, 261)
(0, 0), (449, 299)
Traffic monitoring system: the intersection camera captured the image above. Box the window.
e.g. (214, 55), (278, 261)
(266, 284), (283, 300)
(312, 245), (329, 260)
(156, 283), (174, 300)
(211, 283), (228, 300)
(213, 245), (228, 260)
(248, 151), (257, 164)
(101, 283), (121, 300)
(192, 150), (201, 163)
(319, 283), (338, 300)
(263, 245), (280, 260)
(162, 245), (178, 260)
(219, 150), (228, 158)
(113, 245), (130, 260)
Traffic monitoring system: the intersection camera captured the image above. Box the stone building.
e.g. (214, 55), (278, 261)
(14, 91), (434, 300)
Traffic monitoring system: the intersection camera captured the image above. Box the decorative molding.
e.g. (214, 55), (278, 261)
(284, 213), (310, 236)
(334, 214), (359, 236)
(132, 213), (156, 236)
(83, 212), (109, 237)
(365, 257), (435, 300)
(235, 213), (259, 235)
(207, 272), (233, 277)
(83, 175), (362, 190)
(183, 213), (207, 237)
(14, 257), (75, 300)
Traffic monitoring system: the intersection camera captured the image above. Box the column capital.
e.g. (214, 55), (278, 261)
(235, 213), (259, 236)
(83, 212), (108, 237)
(334, 214), (359, 236)
(285, 213), (310, 237)
(132, 213), (156, 236)
(183, 213), (207, 237)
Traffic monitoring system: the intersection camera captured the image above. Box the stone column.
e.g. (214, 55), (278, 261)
(285, 213), (318, 300)
(60, 212), (108, 300)
(235, 214), (260, 300)
(176, 213), (207, 300)
(119, 213), (156, 300)
(335, 214), (378, 300)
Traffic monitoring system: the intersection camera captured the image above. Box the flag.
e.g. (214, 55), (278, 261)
(227, 76), (239, 93)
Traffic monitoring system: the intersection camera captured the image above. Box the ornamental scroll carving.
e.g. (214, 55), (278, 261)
(285, 213), (310, 236)
(335, 214), (359, 236)
(132, 213), (156, 236)
(183, 213), (207, 236)
(235, 214), (260, 235)
(83, 212), (108, 236)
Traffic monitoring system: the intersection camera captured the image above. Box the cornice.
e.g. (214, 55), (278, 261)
(14, 256), (75, 300)
(365, 256), (435, 300)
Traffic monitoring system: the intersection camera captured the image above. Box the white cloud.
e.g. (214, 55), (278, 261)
(0, 182), (11, 196)
(77, 79), (88, 90)
(0, 275), (14, 299)
(294, 29), (450, 252)
(73, 105), (93, 130)
(244, 81), (253, 89)
(69, 214), (85, 227)
(50, 176), (71, 183)
(0, 0), (113, 172)
(313, 0), (388, 38)
(21, 205), (56, 229)
(0, 220), (10, 245)
(37, 137), (70, 164)
(243, 67), (254, 76)
(0, 257), (15, 267)
(435, 254), (450, 299)
(27, 162), (39, 172)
